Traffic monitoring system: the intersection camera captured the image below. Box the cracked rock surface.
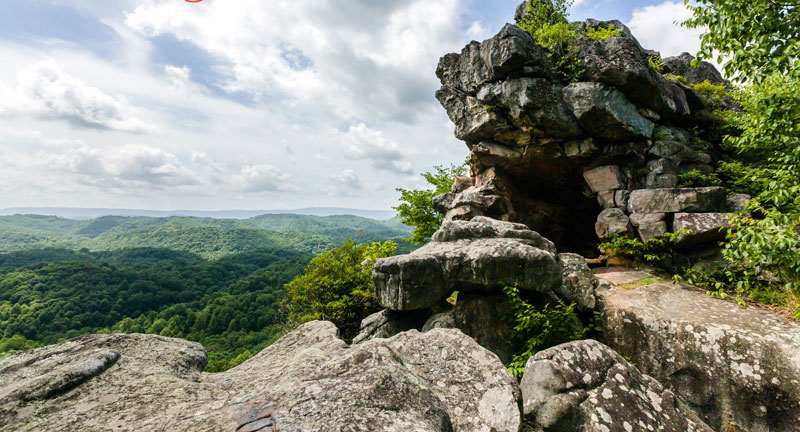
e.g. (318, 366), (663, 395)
(520, 339), (712, 432)
(0, 322), (521, 432)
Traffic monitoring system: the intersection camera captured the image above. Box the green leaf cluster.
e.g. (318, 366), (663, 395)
(283, 240), (397, 340)
(678, 169), (722, 188)
(683, 0), (800, 83)
(394, 164), (467, 245)
(583, 25), (621, 40)
(599, 231), (692, 274)
(516, 0), (584, 83)
(503, 286), (586, 378)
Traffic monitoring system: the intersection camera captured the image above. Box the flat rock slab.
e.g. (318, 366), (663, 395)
(374, 217), (562, 311)
(627, 187), (727, 214)
(600, 281), (800, 431)
(594, 269), (661, 287)
(0, 322), (521, 432)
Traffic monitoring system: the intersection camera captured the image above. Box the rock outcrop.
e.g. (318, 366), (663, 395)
(520, 339), (712, 432)
(597, 270), (800, 431)
(373, 216), (561, 312)
(434, 15), (738, 254)
(0, 322), (521, 432)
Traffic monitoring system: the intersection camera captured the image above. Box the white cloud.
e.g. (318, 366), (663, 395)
(6, 61), (156, 133)
(341, 123), (413, 175)
(331, 169), (363, 190)
(627, 2), (703, 58)
(235, 164), (293, 193)
(123, 0), (467, 123)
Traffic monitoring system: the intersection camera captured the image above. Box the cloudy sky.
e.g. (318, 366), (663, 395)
(0, 0), (706, 211)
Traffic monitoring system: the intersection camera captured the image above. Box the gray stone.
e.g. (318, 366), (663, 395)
(595, 208), (631, 239)
(557, 253), (597, 312)
(0, 322), (522, 432)
(520, 339), (713, 432)
(583, 165), (625, 193)
(600, 281), (800, 431)
(673, 212), (734, 246)
(662, 52), (727, 86)
(727, 193), (751, 212)
(351, 309), (428, 344)
(563, 138), (598, 158)
(614, 190), (631, 209)
(653, 125), (690, 144)
(477, 77), (582, 138)
(597, 190), (616, 208)
(630, 213), (668, 241)
(374, 217), (562, 310)
(563, 82), (654, 141)
(423, 295), (515, 363)
(433, 192), (456, 214)
(627, 187), (727, 214)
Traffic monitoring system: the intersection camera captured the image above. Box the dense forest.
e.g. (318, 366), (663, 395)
(0, 213), (412, 370)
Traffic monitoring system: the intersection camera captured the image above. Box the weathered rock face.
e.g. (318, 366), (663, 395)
(423, 294), (516, 363)
(373, 217), (562, 311)
(597, 273), (800, 431)
(520, 339), (713, 432)
(434, 11), (731, 255)
(0, 322), (522, 432)
(351, 309), (429, 344)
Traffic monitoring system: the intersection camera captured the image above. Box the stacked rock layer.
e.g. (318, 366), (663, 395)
(433, 15), (743, 255)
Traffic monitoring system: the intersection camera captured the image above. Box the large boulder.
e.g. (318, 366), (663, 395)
(627, 187), (727, 214)
(562, 82), (654, 141)
(557, 253), (598, 312)
(520, 339), (713, 432)
(0, 322), (522, 432)
(598, 276), (800, 431)
(373, 217), (562, 311)
(662, 52), (726, 86)
(672, 212), (734, 247)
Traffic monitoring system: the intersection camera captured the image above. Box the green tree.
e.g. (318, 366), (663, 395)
(394, 164), (467, 245)
(283, 240), (397, 339)
(683, 0), (799, 83)
(684, 2), (800, 315)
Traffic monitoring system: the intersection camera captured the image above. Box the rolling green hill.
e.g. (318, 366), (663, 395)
(0, 213), (412, 259)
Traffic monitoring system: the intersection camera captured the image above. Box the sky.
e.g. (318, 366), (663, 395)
(0, 0), (707, 211)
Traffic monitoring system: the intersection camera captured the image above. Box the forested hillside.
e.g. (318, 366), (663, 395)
(0, 212), (410, 370)
(0, 213), (411, 259)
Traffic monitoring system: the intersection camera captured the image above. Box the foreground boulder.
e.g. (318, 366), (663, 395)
(520, 339), (712, 432)
(373, 217), (562, 311)
(0, 322), (521, 432)
(597, 272), (800, 431)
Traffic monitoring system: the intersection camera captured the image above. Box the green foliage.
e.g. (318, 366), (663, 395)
(599, 231), (692, 274)
(675, 263), (782, 308)
(648, 55), (663, 73)
(683, 0), (799, 83)
(678, 169), (722, 188)
(666, 74), (688, 84)
(0, 214), (412, 259)
(720, 74), (800, 300)
(283, 240), (397, 340)
(0, 248), (310, 368)
(503, 286), (586, 378)
(691, 80), (730, 109)
(516, 0), (583, 83)
(395, 164), (467, 245)
(583, 25), (621, 40)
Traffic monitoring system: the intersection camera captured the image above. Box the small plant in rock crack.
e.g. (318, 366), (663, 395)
(503, 285), (586, 379)
(582, 24), (621, 40)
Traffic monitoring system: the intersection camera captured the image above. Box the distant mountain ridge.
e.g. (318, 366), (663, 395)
(0, 213), (412, 259)
(0, 207), (398, 221)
